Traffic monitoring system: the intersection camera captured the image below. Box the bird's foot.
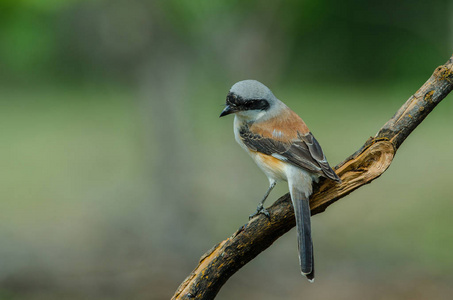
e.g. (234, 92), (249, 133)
(249, 204), (270, 220)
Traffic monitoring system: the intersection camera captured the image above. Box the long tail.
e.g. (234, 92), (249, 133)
(289, 186), (314, 282)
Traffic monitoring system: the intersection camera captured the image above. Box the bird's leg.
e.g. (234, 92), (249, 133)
(249, 181), (276, 220)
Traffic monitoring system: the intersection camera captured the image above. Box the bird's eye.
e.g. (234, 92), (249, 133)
(243, 99), (269, 111)
(259, 100), (270, 110)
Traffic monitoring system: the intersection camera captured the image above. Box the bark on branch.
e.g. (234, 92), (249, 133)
(172, 55), (453, 300)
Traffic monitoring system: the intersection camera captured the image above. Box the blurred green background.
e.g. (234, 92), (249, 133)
(1, 1), (453, 299)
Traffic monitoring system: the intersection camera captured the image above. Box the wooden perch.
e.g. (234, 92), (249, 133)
(172, 55), (453, 300)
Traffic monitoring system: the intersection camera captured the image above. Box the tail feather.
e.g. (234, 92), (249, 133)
(290, 186), (314, 281)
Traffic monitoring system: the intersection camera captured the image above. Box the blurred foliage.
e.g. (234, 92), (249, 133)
(0, 1), (452, 299)
(0, 0), (451, 85)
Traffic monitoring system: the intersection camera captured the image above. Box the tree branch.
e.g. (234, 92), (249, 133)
(172, 54), (453, 300)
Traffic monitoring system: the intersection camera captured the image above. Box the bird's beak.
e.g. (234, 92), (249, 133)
(219, 105), (235, 117)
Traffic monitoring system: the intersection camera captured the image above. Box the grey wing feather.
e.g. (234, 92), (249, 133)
(299, 133), (341, 182)
(240, 126), (341, 182)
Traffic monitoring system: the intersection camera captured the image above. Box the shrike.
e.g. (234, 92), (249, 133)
(219, 80), (341, 282)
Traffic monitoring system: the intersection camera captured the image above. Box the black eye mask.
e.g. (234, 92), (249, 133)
(226, 92), (269, 111)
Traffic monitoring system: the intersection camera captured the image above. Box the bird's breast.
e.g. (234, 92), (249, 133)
(234, 116), (287, 181)
(250, 151), (288, 181)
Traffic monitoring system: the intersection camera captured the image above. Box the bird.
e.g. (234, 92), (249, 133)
(219, 80), (341, 282)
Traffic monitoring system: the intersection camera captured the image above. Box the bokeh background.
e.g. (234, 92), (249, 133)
(1, 1), (453, 299)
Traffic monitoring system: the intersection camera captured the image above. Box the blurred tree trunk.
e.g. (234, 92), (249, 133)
(138, 46), (199, 247)
(172, 54), (453, 300)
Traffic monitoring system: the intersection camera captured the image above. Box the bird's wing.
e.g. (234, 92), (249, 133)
(239, 124), (341, 182)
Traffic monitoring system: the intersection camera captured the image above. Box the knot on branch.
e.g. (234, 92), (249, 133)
(434, 65), (453, 84)
(311, 140), (395, 214)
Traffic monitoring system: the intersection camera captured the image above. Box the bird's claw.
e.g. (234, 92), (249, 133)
(249, 204), (270, 220)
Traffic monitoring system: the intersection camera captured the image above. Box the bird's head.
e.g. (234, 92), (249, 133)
(219, 80), (278, 121)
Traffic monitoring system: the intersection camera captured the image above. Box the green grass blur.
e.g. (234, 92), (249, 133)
(1, 1), (453, 299)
